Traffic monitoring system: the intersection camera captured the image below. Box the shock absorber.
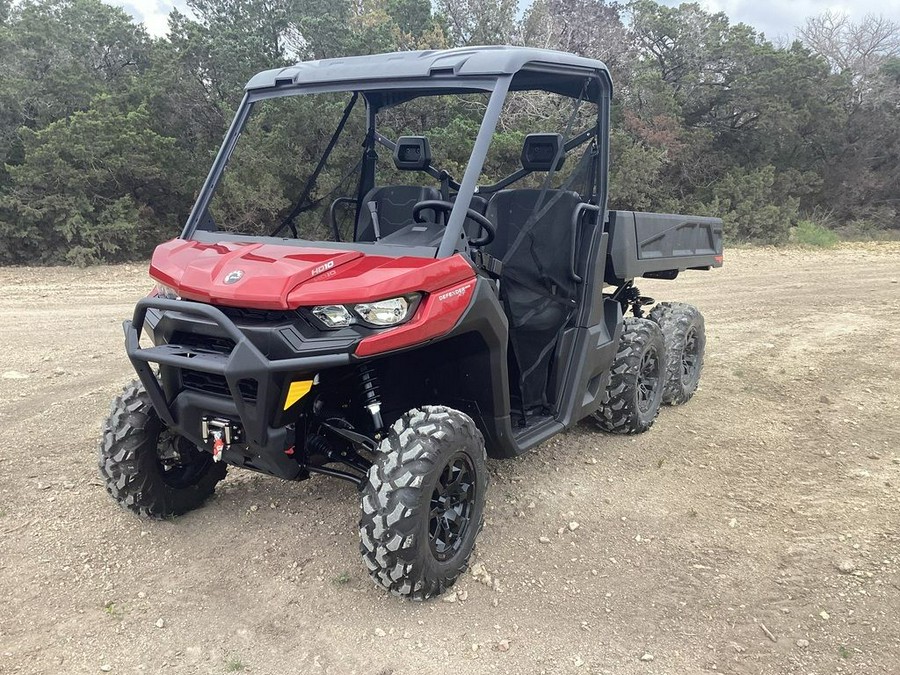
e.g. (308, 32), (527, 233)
(358, 364), (384, 432)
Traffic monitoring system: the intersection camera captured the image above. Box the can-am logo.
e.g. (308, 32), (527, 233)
(438, 283), (472, 302)
(311, 260), (335, 276)
(223, 270), (244, 284)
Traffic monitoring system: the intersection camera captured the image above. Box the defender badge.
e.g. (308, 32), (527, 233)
(223, 270), (244, 284)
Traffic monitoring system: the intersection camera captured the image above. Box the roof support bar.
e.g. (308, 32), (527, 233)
(437, 75), (512, 258)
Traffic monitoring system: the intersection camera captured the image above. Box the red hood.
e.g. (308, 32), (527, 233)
(149, 239), (475, 310)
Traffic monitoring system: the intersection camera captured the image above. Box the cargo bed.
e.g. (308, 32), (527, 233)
(605, 211), (724, 283)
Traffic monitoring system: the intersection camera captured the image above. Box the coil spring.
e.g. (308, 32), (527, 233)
(358, 364), (383, 431)
(358, 364), (381, 406)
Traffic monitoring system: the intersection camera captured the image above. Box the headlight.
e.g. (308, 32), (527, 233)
(153, 283), (179, 299)
(311, 304), (353, 328)
(354, 296), (414, 326)
(311, 295), (419, 329)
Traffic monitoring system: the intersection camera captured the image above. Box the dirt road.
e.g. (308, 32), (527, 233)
(1, 245), (898, 675)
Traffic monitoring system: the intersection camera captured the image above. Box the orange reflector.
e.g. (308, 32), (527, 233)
(284, 380), (314, 410)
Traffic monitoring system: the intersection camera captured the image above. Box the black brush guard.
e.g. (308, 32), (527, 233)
(124, 297), (352, 457)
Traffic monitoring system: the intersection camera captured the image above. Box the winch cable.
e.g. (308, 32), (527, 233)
(270, 91), (359, 238)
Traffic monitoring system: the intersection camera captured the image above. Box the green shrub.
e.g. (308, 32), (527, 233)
(792, 220), (839, 248)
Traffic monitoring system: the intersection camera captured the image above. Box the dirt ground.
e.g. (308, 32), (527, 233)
(0, 245), (898, 675)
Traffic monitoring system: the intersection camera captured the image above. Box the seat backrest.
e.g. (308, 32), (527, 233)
(485, 189), (582, 292)
(355, 185), (440, 242)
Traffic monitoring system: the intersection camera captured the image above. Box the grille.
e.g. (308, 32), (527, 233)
(181, 370), (258, 403)
(169, 331), (235, 355)
(218, 307), (300, 323)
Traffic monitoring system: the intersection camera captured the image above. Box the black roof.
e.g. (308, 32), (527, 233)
(245, 46), (611, 96)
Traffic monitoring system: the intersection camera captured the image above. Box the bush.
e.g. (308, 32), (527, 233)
(791, 220), (839, 248)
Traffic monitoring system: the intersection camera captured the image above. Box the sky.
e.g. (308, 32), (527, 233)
(110, 0), (900, 42)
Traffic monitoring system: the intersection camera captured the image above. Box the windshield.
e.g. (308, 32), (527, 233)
(203, 90), (491, 243)
(192, 78), (601, 254)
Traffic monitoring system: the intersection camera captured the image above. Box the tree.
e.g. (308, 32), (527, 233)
(799, 12), (900, 103)
(519, 0), (629, 71)
(0, 0), (150, 170)
(0, 0), (897, 265)
(435, 0), (516, 46)
(0, 97), (188, 264)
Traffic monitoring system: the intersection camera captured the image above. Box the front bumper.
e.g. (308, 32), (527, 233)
(124, 297), (353, 473)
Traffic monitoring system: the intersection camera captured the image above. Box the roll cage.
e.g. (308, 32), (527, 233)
(181, 47), (613, 259)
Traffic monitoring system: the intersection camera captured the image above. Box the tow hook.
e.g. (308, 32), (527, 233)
(201, 417), (242, 462)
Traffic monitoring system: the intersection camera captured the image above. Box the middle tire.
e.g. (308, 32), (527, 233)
(649, 301), (706, 405)
(593, 317), (666, 434)
(359, 406), (488, 600)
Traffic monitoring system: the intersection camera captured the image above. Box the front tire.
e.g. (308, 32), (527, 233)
(649, 302), (706, 405)
(359, 406), (488, 600)
(593, 317), (665, 434)
(99, 381), (226, 518)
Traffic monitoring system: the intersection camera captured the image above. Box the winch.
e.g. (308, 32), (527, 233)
(200, 417), (242, 462)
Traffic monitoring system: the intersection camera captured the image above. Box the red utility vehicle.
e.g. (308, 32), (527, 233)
(100, 47), (722, 599)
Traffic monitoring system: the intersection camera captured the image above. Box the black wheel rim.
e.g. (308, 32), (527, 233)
(156, 430), (212, 488)
(681, 327), (701, 387)
(428, 452), (476, 562)
(637, 346), (661, 414)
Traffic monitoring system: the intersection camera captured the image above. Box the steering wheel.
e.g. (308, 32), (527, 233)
(412, 199), (496, 247)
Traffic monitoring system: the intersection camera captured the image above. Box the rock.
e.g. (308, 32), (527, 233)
(819, 610), (830, 620)
(1, 371), (29, 380)
(796, 639), (809, 648)
(249, 505), (259, 512)
(573, 656), (584, 667)
(496, 639), (510, 652)
(456, 589), (468, 601)
(99, 666), (112, 672)
(155, 618), (165, 628)
(442, 592), (458, 603)
(568, 521), (580, 532)
(640, 653), (654, 662)
(728, 518), (738, 528)
(539, 536), (551, 544)
(373, 628), (386, 637)
(836, 559), (856, 574)
(470, 561), (493, 587)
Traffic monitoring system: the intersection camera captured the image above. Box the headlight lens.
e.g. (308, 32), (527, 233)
(311, 304), (353, 328)
(153, 283), (179, 299)
(354, 297), (412, 326)
(311, 295), (419, 329)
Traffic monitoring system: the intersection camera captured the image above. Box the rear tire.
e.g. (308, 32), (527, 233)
(99, 381), (226, 518)
(593, 317), (665, 434)
(649, 302), (706, 405)
(359, 406), (488, 600)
